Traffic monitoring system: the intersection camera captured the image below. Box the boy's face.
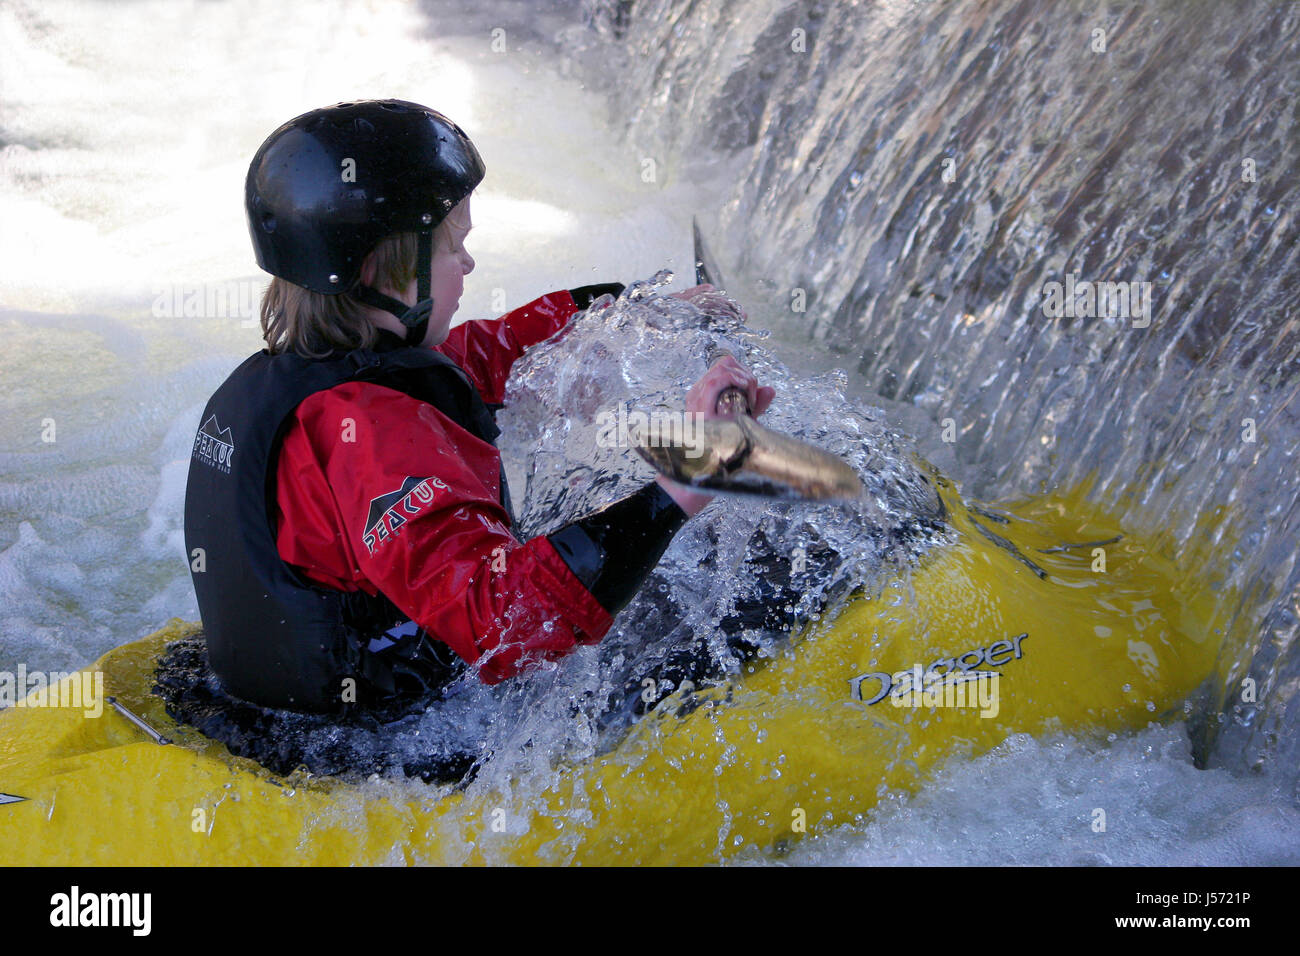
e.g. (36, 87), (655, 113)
(418, 196), (475, 347)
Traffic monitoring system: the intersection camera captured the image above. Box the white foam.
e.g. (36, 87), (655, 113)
(767, 725), (1300, 866)
(0, 0), (706, 681)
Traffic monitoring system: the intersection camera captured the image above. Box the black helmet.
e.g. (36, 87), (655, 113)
(245, 99), (485, 344)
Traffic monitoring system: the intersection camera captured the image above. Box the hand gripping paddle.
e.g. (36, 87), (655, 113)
(632, 222), (867, 502)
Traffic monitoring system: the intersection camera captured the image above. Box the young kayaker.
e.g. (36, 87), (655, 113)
(183, 99), (775, 718)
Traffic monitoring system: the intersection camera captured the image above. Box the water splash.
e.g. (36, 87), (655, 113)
(567, 0), (1300, 793)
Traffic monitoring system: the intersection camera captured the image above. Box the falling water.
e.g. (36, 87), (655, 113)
(561, 0), (1300, 791)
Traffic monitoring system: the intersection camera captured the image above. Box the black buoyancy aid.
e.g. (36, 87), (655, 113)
(184, 341), (506, 714)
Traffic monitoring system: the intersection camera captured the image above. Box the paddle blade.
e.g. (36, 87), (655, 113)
(692, 217), (724, 289)
(634, 414), (867, 502)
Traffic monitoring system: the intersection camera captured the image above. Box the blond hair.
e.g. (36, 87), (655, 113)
(260, 205), (469, 358)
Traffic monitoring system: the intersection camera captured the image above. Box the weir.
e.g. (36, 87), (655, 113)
(556, 0), (1300, 788)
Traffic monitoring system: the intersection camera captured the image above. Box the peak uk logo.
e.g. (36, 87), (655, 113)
(362, 476), (448, 554)
(192, 415), (234, 473)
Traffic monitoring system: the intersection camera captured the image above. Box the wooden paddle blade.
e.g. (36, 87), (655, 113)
(730, 415), (867, 500)
(634, 414), (867, 502)
(634, 417), (750, 483)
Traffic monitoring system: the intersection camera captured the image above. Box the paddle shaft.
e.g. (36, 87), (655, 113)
(703, 344), (751, 416)
(694, 218), (747, 414)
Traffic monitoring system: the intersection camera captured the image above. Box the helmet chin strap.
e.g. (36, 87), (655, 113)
(352, 228), (434, 346)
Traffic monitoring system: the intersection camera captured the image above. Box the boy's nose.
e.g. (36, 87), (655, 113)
(461, 250), (475, 275)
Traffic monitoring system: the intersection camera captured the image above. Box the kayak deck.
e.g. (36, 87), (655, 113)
(0, 480), (1225, 865)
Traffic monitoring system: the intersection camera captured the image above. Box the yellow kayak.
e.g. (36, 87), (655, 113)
(0, 477), (1224, 865)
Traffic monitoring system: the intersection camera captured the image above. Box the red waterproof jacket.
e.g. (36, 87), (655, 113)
(272, 291), (612, 684)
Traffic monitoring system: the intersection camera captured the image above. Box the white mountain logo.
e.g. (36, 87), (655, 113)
(362, 476), (448, 554)
(193, 415), (235, 473)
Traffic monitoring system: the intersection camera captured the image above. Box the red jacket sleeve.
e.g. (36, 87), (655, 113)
(273, 379), (613, 684)
(435, 290), (581, 405)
